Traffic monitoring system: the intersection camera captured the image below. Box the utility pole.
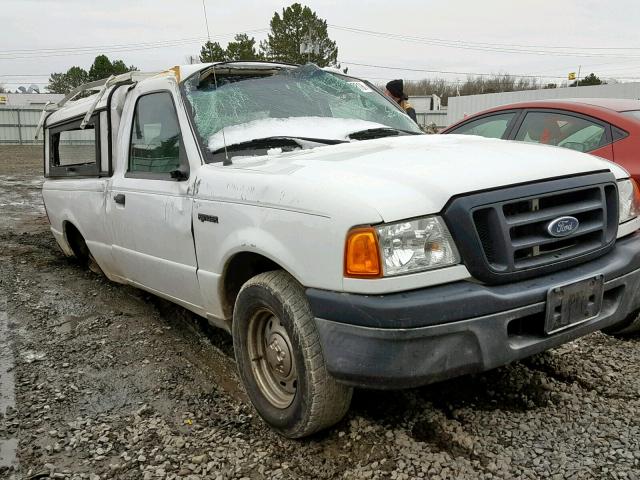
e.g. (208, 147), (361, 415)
(300, 26), (320, 64)
(576, 65), (582, 87)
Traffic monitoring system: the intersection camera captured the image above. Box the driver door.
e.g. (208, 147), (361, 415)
(107, 78), (203, 311)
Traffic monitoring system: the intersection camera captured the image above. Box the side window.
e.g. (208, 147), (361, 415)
(129, 92), (183, 175)
(514, 111), (607, 153)
(56, 128), (96, 166)
(449, 113), (516, 139)
(47, 114), (101, 177)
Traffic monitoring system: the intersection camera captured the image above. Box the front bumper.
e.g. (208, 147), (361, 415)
(307, 232), (640, 389)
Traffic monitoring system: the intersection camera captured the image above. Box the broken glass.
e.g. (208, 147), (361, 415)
(183, 64), (421, 159)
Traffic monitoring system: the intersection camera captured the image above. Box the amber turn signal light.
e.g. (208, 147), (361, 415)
(633, 178), (640, 202)
(344, 227), (381, 278)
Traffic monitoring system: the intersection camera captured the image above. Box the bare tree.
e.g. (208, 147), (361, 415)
(400, 75), (540, 106)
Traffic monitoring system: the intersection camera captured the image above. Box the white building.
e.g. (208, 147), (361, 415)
(408, 94), (448, 129)
(0, 93), (63, 107)
(0, 94), (64, 144)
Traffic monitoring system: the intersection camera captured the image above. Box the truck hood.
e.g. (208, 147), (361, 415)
(203, 134), (626, 222)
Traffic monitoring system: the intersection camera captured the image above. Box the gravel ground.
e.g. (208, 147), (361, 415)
(1, 145), (640, 479)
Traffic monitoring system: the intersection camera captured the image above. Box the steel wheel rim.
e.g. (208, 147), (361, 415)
(247, 307), (297, 409)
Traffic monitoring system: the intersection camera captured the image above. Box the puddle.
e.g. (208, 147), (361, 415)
(0, 301), (16, 416)
(0, 438), (17, 471)
(0, 294), (18, 471)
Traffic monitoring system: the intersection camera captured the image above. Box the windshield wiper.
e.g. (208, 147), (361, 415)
(211, 136), (347, 156)
(348, 127), (422, 141)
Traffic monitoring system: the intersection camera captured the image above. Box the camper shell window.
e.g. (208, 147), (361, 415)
(47, 113), (102, 178)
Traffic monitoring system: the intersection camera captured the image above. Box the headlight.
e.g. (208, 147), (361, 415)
(376, 216), (460, 276)
(618, 178), (640, 224)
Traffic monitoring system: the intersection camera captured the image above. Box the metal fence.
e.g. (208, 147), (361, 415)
(0, 107), (43, 145)
(416, 111), (448, 129)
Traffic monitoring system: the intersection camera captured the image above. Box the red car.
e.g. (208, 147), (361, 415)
(441, 98), (640, 181)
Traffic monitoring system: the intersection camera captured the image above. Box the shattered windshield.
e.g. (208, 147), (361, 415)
(182, 64), (422, 160)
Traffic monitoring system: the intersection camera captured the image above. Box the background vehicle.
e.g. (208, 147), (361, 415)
(40, 63), (640, 438)
(441, 99), (640, 181)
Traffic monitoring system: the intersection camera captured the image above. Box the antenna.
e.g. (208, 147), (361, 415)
(202, 0), (212, 42)
(202, 0), (230, 165)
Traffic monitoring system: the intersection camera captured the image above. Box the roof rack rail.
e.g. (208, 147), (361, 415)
(34, 70), (160, 140)
(58, 71), (159, 109)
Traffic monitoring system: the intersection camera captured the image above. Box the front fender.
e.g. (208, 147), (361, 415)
(219, 226), (305, 286)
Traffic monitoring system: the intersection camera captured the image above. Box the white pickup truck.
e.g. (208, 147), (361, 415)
(40, 62), (640, 438)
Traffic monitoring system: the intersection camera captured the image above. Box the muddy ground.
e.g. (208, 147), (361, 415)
(1, 145), (640, 480)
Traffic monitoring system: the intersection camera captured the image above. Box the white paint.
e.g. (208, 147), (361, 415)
(180, 62), (294, 81)
(208, 116), (388, 152)
(41, 62), (640, 327)
(618, 216), (640, 238)
(107, 76), (203, 309)
(210, 134), (629, 223)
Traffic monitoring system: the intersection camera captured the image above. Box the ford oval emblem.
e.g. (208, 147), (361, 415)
(547, 216), (580, 238)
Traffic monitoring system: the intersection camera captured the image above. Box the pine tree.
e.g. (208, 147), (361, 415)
(259, 3), (338, 67)
(199, 41), (228, 62)
(47, 66), (89, 94)
(226, 34), (261, 61)
(47, 55), (137, 94)
(88, 55), (114, 81)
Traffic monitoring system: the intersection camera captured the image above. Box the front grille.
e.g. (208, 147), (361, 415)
(444, 173), (619, 284)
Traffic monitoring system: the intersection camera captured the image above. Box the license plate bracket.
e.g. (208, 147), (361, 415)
(544, 275), (604, 335)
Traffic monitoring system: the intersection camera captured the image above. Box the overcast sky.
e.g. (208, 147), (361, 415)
(2, 0), (640, 90)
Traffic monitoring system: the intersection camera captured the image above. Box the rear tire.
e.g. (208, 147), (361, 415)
(232, 270), (352, 438)
(65, 225), (103, 275)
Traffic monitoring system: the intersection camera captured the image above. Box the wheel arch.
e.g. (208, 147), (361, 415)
(62, 220), (89, 261)
(219, 250), (302, 320)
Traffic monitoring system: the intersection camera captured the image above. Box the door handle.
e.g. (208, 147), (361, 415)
(113, 193), (126, 205)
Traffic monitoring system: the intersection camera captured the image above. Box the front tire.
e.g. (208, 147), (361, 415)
(232, 271), (352, 438)
(602, 308), (640, 336)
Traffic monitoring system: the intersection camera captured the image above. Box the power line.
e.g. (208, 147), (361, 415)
(0, 29), (268, 60)
(339, 60), (570, 80)
(0, 36), (203, 55)
(528, 59), (640, 76)
(331, 25), (640, 51)
(345, 61), (640, 84)
(0, 82), (48, 85)
(0, 29), (267, 55)
(330, 25), (640, 59)
(0, 41), (200, 60)
(0, 39), (205, 60)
